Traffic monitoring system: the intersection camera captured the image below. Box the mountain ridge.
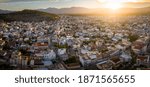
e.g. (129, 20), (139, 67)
(0, 9), (13, 14)
(38, 7), (150, 15)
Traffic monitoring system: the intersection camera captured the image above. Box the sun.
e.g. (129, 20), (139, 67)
(105, 3), (122, 10)
(97, 0), (139, 3)
(97, 0), (139, 10)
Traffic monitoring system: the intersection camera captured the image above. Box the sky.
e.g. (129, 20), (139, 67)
(0, 0), (150, 10)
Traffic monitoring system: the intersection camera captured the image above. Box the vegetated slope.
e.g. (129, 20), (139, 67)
(0, 9), (59, 22)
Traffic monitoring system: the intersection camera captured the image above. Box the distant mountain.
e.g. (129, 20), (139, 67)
(39, 7), (94, 14)
(0, 9), (59, 22)
(39, 7), (150, 15)
(0, 9), (13, 14)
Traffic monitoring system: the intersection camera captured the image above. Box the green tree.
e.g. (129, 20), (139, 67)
(128, 34), (139, 43)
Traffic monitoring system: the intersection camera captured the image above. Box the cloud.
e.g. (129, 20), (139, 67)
(97, 0), (150, 2)
(0, 0), (149, 3)
(0, 0), (59, 3)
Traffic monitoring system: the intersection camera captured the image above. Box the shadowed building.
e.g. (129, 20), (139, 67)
(146, 37), (150, 54)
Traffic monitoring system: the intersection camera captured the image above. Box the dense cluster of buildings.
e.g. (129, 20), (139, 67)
(0, 15), (150, 70)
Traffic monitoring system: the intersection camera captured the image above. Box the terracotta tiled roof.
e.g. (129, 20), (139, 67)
(33, 42), (48, 46)
(137, 56), (149, 61)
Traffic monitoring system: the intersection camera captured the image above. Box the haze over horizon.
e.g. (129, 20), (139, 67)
(0, 0), (150, 11)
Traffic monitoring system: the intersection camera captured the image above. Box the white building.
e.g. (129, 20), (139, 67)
(44, 50), (56, 61)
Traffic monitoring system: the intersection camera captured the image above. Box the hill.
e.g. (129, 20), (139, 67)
(0, 10), (59, 22)
(39, 7), (150, 16)
(0, 9), (13, 14)
(39, 7), (92, 14)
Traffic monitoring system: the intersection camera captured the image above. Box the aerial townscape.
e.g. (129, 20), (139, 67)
(0, 9), (150, 70)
